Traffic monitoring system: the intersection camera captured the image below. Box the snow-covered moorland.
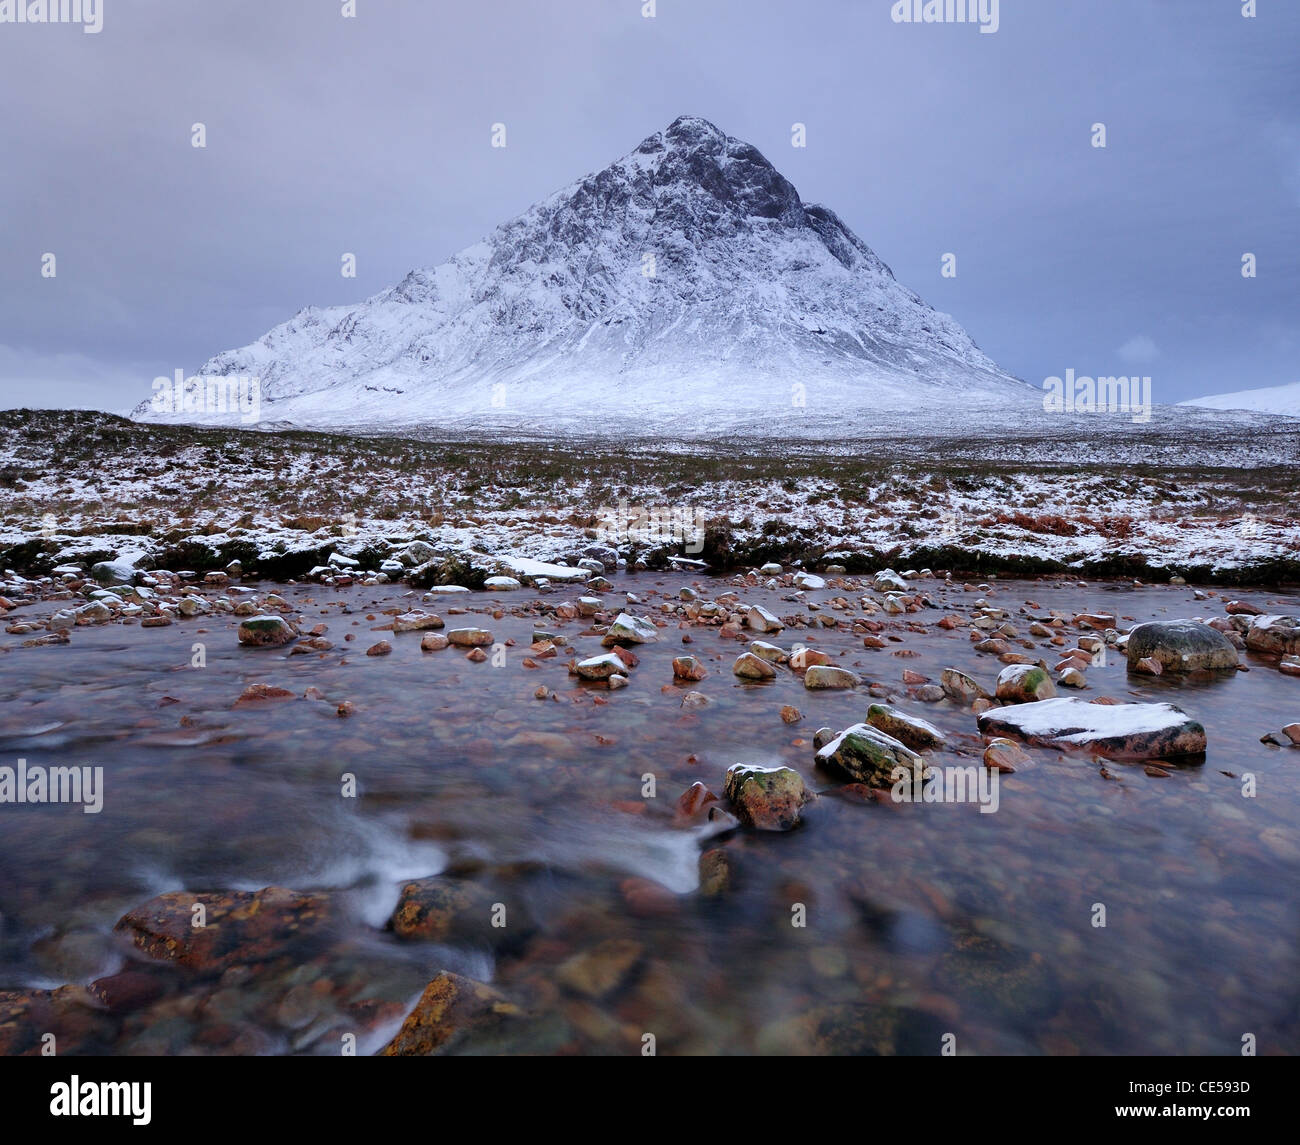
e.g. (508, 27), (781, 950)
(4, 409), (1297, 586)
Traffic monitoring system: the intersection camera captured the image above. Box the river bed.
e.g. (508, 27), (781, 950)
(1, 572), (1297, 1055)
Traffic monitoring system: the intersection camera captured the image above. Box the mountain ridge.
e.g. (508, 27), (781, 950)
(1181, 381), (1300, 419)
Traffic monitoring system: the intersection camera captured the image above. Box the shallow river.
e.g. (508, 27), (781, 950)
(1, 573), (1297, 1055)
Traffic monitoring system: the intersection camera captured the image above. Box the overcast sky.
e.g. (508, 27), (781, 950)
(1, 0), (1296, 413)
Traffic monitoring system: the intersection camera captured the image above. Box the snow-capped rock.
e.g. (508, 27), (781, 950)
(977, 698), (1207, 760)
(1245, 615), (1300, 656)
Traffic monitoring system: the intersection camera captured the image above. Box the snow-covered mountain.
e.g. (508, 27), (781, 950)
(1181, 382), (1300, 419)
(136, 115), (1034, 436)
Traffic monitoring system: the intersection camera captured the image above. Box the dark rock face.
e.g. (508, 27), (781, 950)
(634, 116), (804, 228)
(247, 543), (332, 580)
(1125, 620), (1239, 672)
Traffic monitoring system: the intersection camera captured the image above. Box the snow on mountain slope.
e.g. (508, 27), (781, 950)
(1181, 382), (1300, 419)
(135, 115), (1035, 436)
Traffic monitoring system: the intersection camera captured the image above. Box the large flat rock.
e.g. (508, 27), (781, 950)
(977, 698), (1206, 760)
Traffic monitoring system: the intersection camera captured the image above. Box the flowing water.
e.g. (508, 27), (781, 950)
(1, 574), (1297, 1055)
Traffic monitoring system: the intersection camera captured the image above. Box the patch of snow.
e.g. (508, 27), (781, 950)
(984, 698), (1194, 740)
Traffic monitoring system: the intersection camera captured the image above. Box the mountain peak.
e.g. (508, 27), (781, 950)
(622, 115), (798, 224)
(663, 114), (728, 145)
(138, 117), (1028, 436)
(632, 114), (729, 156)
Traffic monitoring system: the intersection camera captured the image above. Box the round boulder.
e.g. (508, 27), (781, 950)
(996, 664), (1057, 704)
(1125, 620), (1239, 672)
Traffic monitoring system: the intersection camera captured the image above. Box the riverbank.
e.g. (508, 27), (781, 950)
(3, 409), (1299, 588)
